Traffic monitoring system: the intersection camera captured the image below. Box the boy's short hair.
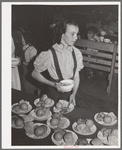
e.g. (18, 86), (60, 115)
(86, 26), (98, 35)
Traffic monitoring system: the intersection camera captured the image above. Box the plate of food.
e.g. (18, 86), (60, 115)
(90, 138), (104, 145)
(94, 112), (117, 126)
(34, 98), (54, 108)
(51, 129), (78, 146)
(12, 115), (25, 129)
(25, 122), (51, 139)
(30, 107), (52, 121)
(53, 100), (74, 114)
(12, 114), (34, 129)
(97, 127), (118, 145)
(46, 116), (70, 129)
(12, 100), (32, 114)
(34, 94), (54, 108)
(72, 118), (97, 135)
(75, 138), (92, 145)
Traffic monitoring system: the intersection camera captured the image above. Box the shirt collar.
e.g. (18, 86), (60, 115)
(53, 40), (73, 53)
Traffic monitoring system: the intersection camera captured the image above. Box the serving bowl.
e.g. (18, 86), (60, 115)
(104, 38), (111, 43)
(60, 79), (74, 92)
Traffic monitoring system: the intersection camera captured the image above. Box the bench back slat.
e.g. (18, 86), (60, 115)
(79, 49), (118, 60)
(74, 39), (118, 95)
(75, 39), (115, 52)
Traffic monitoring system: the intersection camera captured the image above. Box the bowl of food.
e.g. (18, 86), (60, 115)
(60, 79), (74, 92)
(104, 38), (111, 43)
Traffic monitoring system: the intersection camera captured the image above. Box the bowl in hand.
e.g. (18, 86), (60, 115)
(104, 38), (111, 43)
(59, 79), (74, 92)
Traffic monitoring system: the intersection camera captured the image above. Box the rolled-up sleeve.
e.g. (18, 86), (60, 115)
(34, 51), (50, 73)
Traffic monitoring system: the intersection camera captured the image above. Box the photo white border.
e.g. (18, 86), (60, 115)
(2, 1), (121, 149)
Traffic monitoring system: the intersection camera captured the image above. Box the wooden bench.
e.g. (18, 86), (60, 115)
(75, 39), (118, 95)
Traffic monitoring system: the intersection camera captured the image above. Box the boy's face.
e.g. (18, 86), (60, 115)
(62, 24), (79, 46)
(87, 31), (94, 40)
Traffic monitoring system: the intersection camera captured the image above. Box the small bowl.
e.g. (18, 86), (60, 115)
(104, 39), (110, 43)
(60, 79), (74, 92)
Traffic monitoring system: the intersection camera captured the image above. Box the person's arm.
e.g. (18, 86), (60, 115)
(69, 71), (80, 106)
(32, 69), (64, 92)
(72, 71), (80, 95)
(32, 69), (55, 87)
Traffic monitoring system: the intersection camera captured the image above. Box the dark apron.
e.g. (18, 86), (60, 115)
(46, 47), (77, 103)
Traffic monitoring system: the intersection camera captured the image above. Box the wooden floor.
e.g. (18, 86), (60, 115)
(76, 68), (118, 116)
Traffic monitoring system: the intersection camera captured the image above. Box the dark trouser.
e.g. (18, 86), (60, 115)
(46, 86), (72, 104)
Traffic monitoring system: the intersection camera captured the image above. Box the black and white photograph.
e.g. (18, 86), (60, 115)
(2, 1), (121, 149)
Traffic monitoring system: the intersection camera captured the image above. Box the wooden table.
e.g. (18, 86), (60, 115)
(12, 89), (118, 146)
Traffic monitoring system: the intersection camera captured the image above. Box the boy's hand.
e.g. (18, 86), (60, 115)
(55, 82), (64, 93)
(69, 93), (76, 106)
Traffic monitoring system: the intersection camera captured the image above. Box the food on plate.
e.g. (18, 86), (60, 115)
(35, 94), (54, 108)
(103, 115), (112, 124)
(14, 117), (24, 127)
(20, 102), (28, 110)
(41, 94), (48, 101)
(24, 121), (34, 135)
(91, 138), (103, 145)
(74, 119), (86, 131)
(60, 107), (69, 114)
(36, 109), (45, 117)
(45, 98), (52, 105)
(34, 125), (47, 137)
(75, 138), (88, 145)
(12, 114), (34, 128)
(12, 100), (32, 113)
(76, 118), (86, 125)
(86, 119), (94, 128)
(96, 112), (117, 124)
(34, 106), (50, 118)
(82, 126), (92, 134)
(48, 112), (69, 129)
(107, 135), (118, 145)
(58, 117), (67, 128)
(63, 132), (74, 145)
(52, 112), (63, 119)
(96, 112), (105, 121)
(75, 123), (86, 131)
(54, 131), (64, 141)
(54, 100), (74, 114)
(55, 102), (63, 110)
(36, 94), (48, 106)
(74, 119), (94, 134)
(12, 104), (20, 111)
(98, 127), (118, 145)
(50, 118), (59, 126)
(111, 129), (118, 136)
(21, 113), (33, 122)
(101, 127), (112, 137)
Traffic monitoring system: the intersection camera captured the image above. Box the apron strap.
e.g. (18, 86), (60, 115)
(50, 47), (64, 81)
(50, 47), (77, 81)
(72, 49), (77, 78)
